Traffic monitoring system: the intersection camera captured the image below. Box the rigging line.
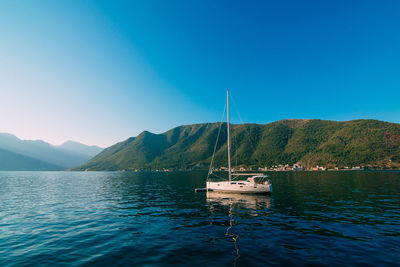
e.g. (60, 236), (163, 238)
(230, 94), (245, 126)
(230, 94), (257, 154)
(230, 94), (248, 169)
(228, 94), (239, 171)
(211, 172), (227, 180)
(207, 102), (227, 182)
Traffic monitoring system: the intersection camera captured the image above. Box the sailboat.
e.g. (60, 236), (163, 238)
(206, 90), (272, 194)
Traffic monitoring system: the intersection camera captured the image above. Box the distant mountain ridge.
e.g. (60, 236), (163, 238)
(0, 133), (103, 170)
(0, 148), (62, 171)
(74, 119), (400, 171)
(58, 140), (104, 158)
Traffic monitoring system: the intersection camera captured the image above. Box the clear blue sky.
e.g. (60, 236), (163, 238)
(1, 1), (399, 147)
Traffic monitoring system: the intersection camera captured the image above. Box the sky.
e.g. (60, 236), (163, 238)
(1, 1), (400, 147)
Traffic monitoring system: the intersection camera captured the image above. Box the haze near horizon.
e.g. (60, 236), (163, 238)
(1, 1), (399, 147)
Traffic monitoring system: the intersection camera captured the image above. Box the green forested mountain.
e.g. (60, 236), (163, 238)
(74, 119), (400, 171)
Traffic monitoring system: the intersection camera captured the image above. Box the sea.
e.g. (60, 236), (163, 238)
(0, 171), (399, 266)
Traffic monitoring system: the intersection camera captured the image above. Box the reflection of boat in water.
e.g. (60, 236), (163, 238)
(206, 192), (271, 266)
(206, 191), (271, 209)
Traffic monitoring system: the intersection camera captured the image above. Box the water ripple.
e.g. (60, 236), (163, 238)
(0, 171), (399, 266)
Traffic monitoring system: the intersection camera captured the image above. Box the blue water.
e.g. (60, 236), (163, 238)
(0, 171), (399, 266)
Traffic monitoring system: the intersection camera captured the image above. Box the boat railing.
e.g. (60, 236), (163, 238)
(232, 173), (264, 176)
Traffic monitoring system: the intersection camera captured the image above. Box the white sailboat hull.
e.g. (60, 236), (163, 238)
(207, 181), (272, 194)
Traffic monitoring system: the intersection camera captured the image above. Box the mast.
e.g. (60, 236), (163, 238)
(227, 90), (232, 182)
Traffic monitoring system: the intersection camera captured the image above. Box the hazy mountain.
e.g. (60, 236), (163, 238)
(0, 133), (103, 170)
(74, 119), (400, 171)
(58, 140), (103, 158)
(0, 148), (62, 171)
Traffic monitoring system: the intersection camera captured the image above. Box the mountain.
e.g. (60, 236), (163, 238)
(0, 133), (103, 170)
(58, 140), (103, 158)
(0, 148), (62, 171)
(74, 119), (400, 171)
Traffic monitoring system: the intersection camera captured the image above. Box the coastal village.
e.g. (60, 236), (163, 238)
(125, 164), (370, 172)
(216, 164), (365, 172)
(210, 164), (365, 172)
